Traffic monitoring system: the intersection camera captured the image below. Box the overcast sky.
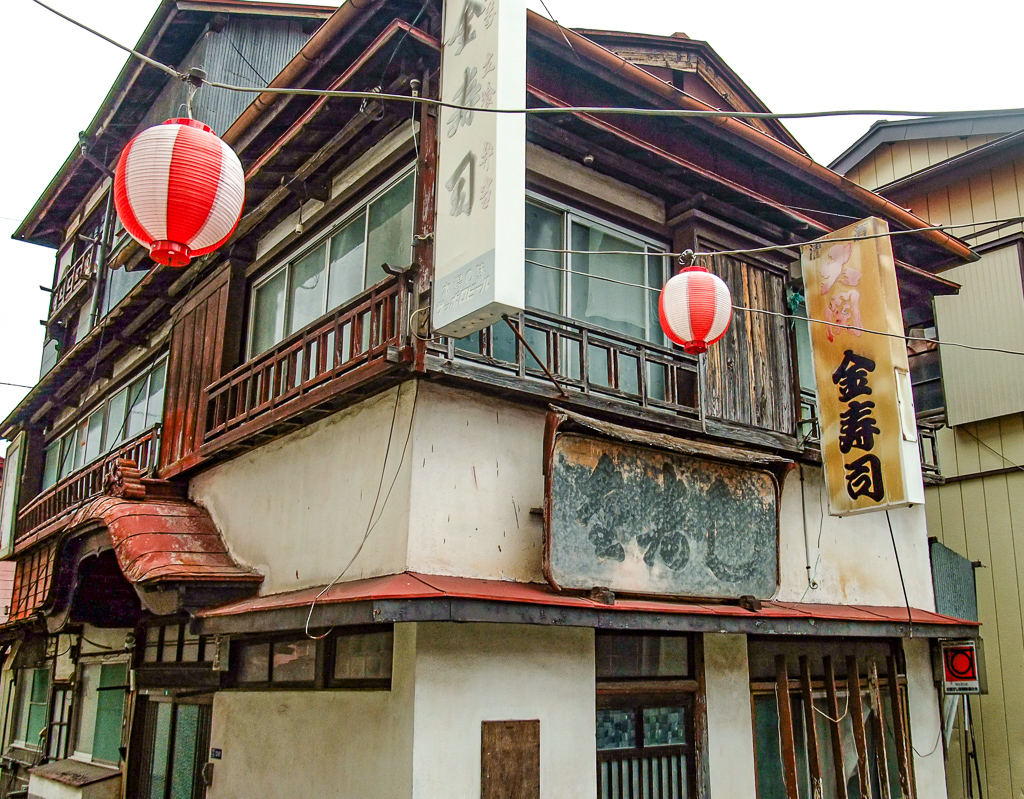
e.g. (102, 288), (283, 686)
(2, 0), (1023, 429)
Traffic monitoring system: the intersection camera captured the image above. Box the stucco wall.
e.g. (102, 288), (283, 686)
(406, 383), (547, 583)
(904, 638), (947, 799)
(410, 622), (596, 799)
(775, 464), (935, 609)
(703, 633), (757, 797)
(206, 624), (416, 799)
(189, 384), (415, 594)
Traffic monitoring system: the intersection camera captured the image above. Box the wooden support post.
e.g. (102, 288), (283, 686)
(775, 655), (801, 799)
(887, 655), (914, 798)
(823, 656), (848, 799)
(846, 656), (870, 797)
(868, 661), (892, 799)
(799, 656), (823, 799)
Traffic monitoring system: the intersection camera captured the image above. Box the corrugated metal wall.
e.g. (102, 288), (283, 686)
(133, 16), (316, 137)
(845, 135), (1002, 190)
(935, 243), (1024, 427)
(196, 16), (315, 136)
(927, 418), (1024, 799)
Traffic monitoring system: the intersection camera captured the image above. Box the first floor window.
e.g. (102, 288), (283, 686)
(73, 661), (128, 764)
(10, 666), (50, 750)
(596, 632), (696, 799)
(748, 639), (915, 799)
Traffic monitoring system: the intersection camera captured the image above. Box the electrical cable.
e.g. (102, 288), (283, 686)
(0, 381), (34, 390)
(522, 256), (1024, 357)
(303, 382), (418, 639)
(26, 0), (1024, 126)
(960, 426), (1024, 474)
(885, 510), (914, 639)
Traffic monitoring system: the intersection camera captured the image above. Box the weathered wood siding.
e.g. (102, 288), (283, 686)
(934, 242), (1024, 426)
(704, 256), (794, 436)
(927, 417), (1024, 799)
(845, 135), (1003, 190)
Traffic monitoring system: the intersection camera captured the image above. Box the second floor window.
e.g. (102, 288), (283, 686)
(526, 199), (667, 344)
(249, 172), (415, 356)
(41, 358), (166, 490)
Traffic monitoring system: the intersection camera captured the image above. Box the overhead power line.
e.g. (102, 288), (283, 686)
(28, 0), (1024, 125)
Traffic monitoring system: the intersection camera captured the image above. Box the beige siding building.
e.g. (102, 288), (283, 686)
(834, 113), (1024, 799)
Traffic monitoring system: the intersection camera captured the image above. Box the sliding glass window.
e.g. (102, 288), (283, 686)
(249, 172), (415, 357)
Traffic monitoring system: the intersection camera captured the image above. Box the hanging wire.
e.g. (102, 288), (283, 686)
(27, 0), (1024, 126)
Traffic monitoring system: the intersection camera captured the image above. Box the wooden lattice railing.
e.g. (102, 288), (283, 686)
(50, 243), (98, 318)
(429, 309), (701, 418)
(203, 275), (407, 446)
(15, 426), (161, 541)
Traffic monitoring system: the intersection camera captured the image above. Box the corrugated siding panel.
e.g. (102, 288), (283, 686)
(130, 17), (314, 137)
(929, 539), (978, 621)
(935, 243), (1024, 426)
(197, 17), (314, 136)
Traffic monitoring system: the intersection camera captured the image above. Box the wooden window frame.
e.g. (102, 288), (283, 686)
(225, 626), (394, 692)
(246, 168), (416, 359)
(595, 632), (702, 799)
(750, 646), (916, 799)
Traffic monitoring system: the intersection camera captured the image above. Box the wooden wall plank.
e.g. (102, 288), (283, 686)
(481, 720), (540, 799)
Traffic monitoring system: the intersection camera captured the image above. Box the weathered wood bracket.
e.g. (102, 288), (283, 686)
(280, 176), (330, 203)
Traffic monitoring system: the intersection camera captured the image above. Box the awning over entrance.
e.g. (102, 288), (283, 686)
(195, 571), (978, 639)
(6, 479), (262, 626)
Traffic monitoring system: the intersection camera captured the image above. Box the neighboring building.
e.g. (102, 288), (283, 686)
(0, 2), (981, 798)
(833, 115), (1024, 799)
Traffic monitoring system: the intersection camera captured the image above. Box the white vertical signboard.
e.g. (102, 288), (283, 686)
(432, 0), (526, 338)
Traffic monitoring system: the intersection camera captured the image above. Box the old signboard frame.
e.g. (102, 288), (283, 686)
(542, 409), (793, 600)
(800, 217), (924, 516)
(940, 639), (981, 694)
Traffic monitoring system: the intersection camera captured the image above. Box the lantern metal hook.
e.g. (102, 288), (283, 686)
(677, 249), (695, 270)
(184, 67), (206, 119)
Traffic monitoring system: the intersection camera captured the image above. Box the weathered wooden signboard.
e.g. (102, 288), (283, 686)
(544, 432), (780, 599)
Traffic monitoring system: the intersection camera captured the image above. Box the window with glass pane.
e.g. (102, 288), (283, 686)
(12, 667), (49, 749)
(332, 629), (393, 685)
(133, 700), (211, 799)
(522, 201), (666, 347)
(41, 358), (167, 491)
(74, 662), (128, 764)
(248, 173), (415, 357)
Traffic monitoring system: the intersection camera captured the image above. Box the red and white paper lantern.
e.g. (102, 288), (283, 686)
(658, 266), (732, 354)
(113, 118), (244, 267)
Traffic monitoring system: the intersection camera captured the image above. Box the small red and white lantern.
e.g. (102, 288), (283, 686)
(113, 118), (245, 267)
(658, 265), (733, 354)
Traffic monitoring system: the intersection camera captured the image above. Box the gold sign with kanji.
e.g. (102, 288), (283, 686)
(801, 217), (924, 516)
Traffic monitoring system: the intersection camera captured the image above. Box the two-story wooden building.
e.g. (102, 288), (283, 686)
(0, 1), (981, 797)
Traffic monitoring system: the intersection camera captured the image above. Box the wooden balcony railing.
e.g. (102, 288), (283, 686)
(50, 243), (98, 318)
(428, 310), (701, 419)
(15, 426), (161, 541)
(203, 275), (408, 450)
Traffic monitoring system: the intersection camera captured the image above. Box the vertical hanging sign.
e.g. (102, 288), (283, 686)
(801, 217), (924, 516)
(432, 0), (526, 338)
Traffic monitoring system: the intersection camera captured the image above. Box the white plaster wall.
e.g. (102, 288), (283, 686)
(189, 384), (415, 594)
(904, 638), (948, 799)
(26, 774), (120, 799)
(406, 383), (547, 582)
(775, 464), (936, 609)
(703, 633), (757, 798)
(206, 624), (416, 799)
(410, 623), (595, 799)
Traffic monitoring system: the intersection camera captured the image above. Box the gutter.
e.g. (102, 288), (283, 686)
(530, 13), (978, 266)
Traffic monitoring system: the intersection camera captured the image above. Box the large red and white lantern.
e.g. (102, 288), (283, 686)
(113, 118), (244, 267)
(658, 266), (732, 354)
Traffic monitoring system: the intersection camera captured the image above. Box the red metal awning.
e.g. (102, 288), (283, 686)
(196, 571), (977, 640)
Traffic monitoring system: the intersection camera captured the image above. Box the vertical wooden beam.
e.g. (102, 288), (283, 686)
(775, 655), (801, 799)
(799, 656), (823, 799)
(411, 70), (438, 373)
(823, 656), (848, 799)
(868, 661), (892, 799)
(887, 655), (914, 799)
(846, 656), (870, 797)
